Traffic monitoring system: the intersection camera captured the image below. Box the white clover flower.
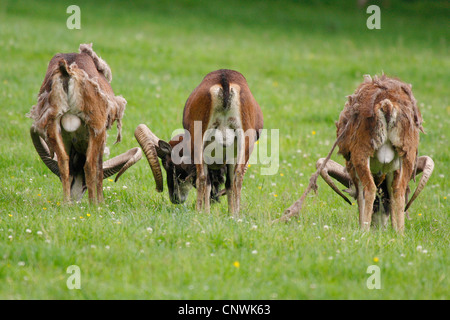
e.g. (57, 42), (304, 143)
(26, 229), (32, 233)
(37, 231), (43, 236)
(252, 250), (258, 255)
(146, 227), (153, 233)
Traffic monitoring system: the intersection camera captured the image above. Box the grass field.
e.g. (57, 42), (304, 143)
(0, 0), (448, 300)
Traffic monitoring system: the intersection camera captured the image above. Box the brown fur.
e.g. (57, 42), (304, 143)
(336, 75), (422, 232)
(182, 69), (263, 214)
(27, 44), (126, 203)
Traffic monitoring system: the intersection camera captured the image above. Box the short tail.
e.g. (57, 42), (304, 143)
(220, 71), (230, 109)
(380, 99), (393, 125)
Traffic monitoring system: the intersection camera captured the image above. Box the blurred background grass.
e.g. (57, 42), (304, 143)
(0, 0), (448, 299)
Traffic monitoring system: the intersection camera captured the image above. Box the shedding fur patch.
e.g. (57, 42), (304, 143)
(336, 74), (423, 160)
(27, 45), (126, 144)
(79, 43), (113, 83)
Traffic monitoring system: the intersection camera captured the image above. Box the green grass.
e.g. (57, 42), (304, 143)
(0, 0), (448, 299)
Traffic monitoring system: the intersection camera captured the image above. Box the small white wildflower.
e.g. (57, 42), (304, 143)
(251, 225), (258, 230)
(252, 250), (258, 255)
(26, 229), (32, 233)
(422, 249), (428, 254)
(416, 245), (423, 252)
(237, 219), (243, 223)
(105, 245), (110, 250)
(328, 256), (333, 260)
(91, 245), (96, 249)
(18, 261), (25, 267)
(186, 242), (190, 247)
(146, 227), (153, 233)
(37, 231), (43, 236)
(340, 237), (345, 241)
(323, 225), (329, 230)
(122, 185), (128, 189)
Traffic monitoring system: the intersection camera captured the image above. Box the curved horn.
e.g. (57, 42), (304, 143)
(30, 127), (60, 177)
(103, 147), (142, 182)
(134, 124), (164, 192)
(405, 156), (434, 211)
(316, 158), (353, 205)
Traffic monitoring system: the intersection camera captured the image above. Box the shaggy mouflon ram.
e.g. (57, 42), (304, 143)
(28, 43), (141, 203)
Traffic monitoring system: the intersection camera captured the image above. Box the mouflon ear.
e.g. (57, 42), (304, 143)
(158, 140), (172, 156)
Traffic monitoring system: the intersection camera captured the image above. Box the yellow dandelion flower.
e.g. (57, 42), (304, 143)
(258, 186), (262, 190)
(373, 257), (379, 263)
(248, 164), (251, 168)
(43, 207), (47, 210)
(280, 173), (284, 177)
(444, 196), (447, 200)
(233, 261), (240, 268)
(37, 194), (41, 197)
(108, 179), (113, 182)
(274, 194), (278, 197)
(8, 214), (12, 217)
(312, 131), (316, 135)
(116, 221), (122, 225)
(56, 202), (60, 205)
(79, 216), (83, 219)
(255, 141), (259, 145)
(86, 213), (91, 217)
(418, 213), (422, 216)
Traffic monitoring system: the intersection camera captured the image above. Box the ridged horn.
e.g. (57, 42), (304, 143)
(103, 147), (142, 182)
(405, 156), (434, 211)
(316, 158), (353, 205)
(30, 127), (60, 177)
(134, 124), (164, 192)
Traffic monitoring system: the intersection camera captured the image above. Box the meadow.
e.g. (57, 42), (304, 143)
(0, 0), (448, 299)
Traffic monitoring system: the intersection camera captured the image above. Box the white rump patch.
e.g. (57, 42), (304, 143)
(376, 142), (395, 164)
(61, 114), (81, 132)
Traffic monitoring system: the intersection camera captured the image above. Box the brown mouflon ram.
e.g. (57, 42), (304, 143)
(135, 69), (263, 214)
(316, 75), (434, 232)
(28, 43), (141, 203)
